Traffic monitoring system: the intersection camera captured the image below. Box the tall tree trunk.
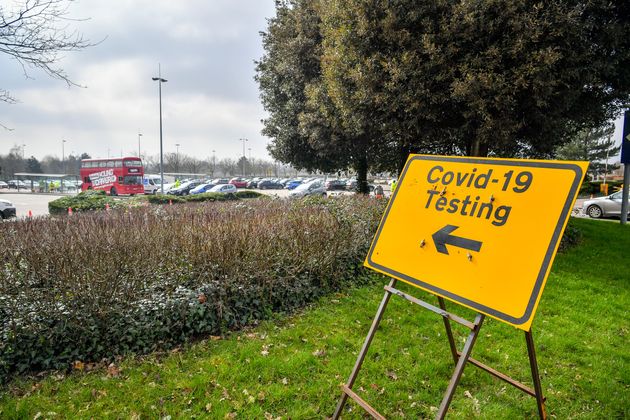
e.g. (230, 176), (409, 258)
(355, 151), (369, 194)
(469, 137), (489, 157)
(397, 142), (409, 177)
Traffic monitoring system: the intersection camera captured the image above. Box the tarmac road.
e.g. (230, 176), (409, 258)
(0, 192), (64, 218)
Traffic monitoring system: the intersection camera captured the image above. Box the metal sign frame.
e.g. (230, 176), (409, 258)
(332, 279), (547, 419)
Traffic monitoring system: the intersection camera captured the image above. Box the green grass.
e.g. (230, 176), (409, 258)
(0, 218), (628, 418)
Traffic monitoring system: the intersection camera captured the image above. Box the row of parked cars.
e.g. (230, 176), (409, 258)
(156, 176), (330, 198)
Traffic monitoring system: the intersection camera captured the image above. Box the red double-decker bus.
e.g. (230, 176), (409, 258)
(80, 157), (145, 196)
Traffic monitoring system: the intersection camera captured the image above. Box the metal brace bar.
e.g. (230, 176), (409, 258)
(526, 330), (548, 419)
(437, 313), (485, 419)
(438, 297), (459, 364)
(456, 351), (542, 399)
(332, 279), (397, 419)
(340, 385), (386, 420)
(384, 285), (475, 330)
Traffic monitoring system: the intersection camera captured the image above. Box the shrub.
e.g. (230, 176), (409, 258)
(183, 192), (237, 203)
(146, 194), (186, 205)
(579, 180), (623, 196)
(234, 190), (265, 199)
(0, 197), (386, 383)
(558, 221), (582, 252)
(47, 190), (117, 215)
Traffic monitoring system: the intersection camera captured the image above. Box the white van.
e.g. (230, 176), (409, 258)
(143, 175), (161, 195)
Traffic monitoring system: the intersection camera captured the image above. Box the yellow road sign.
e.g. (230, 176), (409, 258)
(365, 155), (588, 330)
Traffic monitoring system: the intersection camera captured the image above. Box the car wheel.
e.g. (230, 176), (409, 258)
(586, 205), (603, 219)
(110, 187), (118, 196)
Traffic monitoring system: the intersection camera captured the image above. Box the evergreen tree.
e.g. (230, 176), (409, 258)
(556, 124), (619, 180)
(26, 156), (43, 173)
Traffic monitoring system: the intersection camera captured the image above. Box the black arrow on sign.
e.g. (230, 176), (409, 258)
(432, 225), (483, 255)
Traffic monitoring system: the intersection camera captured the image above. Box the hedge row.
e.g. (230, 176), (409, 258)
(1, 196), (385, 383)
(579, 180), (623, 196)
(48, 190), (266, 214)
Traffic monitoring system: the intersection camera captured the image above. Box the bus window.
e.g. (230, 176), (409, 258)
(124, 160), (142, 167)
(123, 175), (142, 185)
(99, 161), (106, 168)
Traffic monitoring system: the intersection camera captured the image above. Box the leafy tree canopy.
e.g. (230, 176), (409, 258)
(257, 0), (630, 178)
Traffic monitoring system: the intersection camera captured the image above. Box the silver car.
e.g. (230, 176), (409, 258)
(289, 180), (327, 198)
(583, 190), (629, 218)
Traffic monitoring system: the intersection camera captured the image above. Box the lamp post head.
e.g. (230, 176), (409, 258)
(152, 77), (167, 82)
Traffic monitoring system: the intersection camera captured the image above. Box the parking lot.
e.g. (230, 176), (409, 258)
(0, 192), (65, 217)
(2, 189), (588, 219)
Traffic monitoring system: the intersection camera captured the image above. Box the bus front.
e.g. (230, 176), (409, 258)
(120, 158), (145, 195)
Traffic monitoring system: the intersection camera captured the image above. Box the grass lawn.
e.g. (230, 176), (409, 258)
(0, 218), (628, 419)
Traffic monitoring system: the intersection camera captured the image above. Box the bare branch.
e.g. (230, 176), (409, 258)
(0, 0), (97, 104)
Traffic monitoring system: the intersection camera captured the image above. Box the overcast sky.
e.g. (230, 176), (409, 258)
(1, 0), (277, 162)
(0, 1), (626, 163)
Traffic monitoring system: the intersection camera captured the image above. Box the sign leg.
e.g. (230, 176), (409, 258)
(436, 313), (485, 419)
(332, 279), (397, 419)
(437, 297), (459, 364)
(525, 330), (547, 419)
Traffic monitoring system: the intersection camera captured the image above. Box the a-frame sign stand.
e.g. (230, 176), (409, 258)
(332, 155), (587, 418)
(332, 279), (547, 419)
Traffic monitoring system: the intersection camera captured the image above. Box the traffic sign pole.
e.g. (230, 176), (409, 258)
(622, 164), (629, 225)
(621, 111), (630, 225)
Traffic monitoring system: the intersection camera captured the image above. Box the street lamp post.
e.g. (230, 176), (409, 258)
(138, 132), (143, 158)
(62, 139), (67, 174)
(239, 138), (248, 176)
(175, 143), (180, 174)
(212, 150), (216, 176)
(152, 65), (168, 193)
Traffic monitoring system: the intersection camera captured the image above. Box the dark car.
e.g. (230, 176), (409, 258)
(247, 177), (262, 188)
(168, 180), (204, 196)
(0, 199), (16, 219)
(258, 179), (284, 190)
(326, 179), (347, 191)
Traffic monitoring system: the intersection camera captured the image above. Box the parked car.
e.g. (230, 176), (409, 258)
(143, 177), (159, 194)
(208, 184), (237, 194)
(583, 190), (629, 219)
(7, 180), (27, 189)
(247, 177), (262, 188)
(168, 180), (204, 196)
(0, 181), (8, 189)
(286, 179), (303, 190)
(229, 178), (248, 188)
(0, 199), (16, 219)
(289, 180), (327, 198)
(258, 179), (284, 190)
(325, 179), (347, 191)
(211, 178), (229, 185)
(189, 183), (217, 195)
